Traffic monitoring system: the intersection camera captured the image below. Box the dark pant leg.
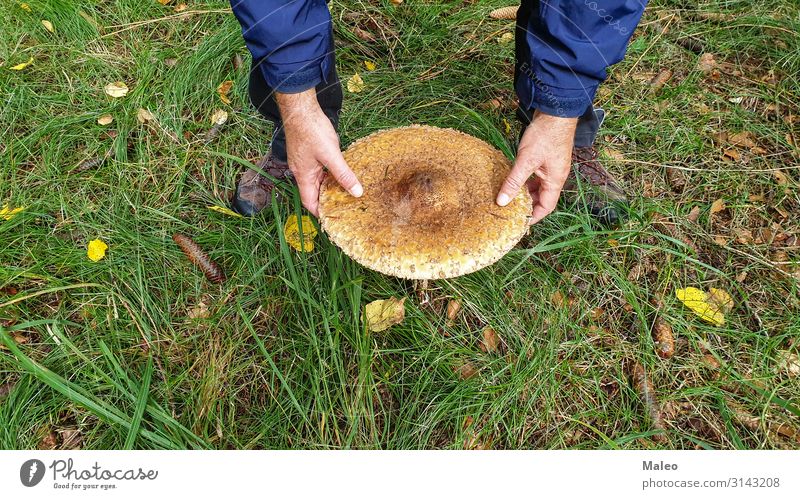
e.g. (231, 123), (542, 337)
(514, 0), (603, 147)
(248, 60), (344, 162)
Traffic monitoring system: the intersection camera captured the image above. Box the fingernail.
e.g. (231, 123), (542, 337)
(496, 193), (510, 206)
(351, 184), (364, 197)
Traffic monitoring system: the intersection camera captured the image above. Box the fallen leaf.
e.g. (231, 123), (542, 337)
(0, 204), (25, 221)
(446, 299), (461, 322)
(602, 147), (625, 161)
(364, 297), (406, 332)
(210, 109), (228, 126)
(188, 299), (210, 319)
(283, 214), (317, 252)
(489, 6), (518, 19)
(353, 27), (376, 43)
(773, 170), (789, 186)
(707, 288), (733, 314)
(87, 239), (108, 262)
(456, 362), (478, 380)
(390, 0), (403, 5)
(702, 353), (721, 370)
(208, 205), (242, 218)
(697, 53), (717, 73)
(665, 167), (686, 193)
(103, 81), (129, 98)
(97, 114), (114, 126)
(346, 73), (365, 93)
(164, 57), (178, 68)
(480, 327), (501, 353)
(776, 350), (799, 377)
(20, 3), (31, 12)
(217, 80), (233, 104)
(136, 108), (154, 123)
(363, 60), (376, 71)
(728, 131), (757, 149)
(157, 0), (171, 5)
(675, 287), (731, 326)
(502, 117), (511, 135)
(174, 3), (188, 12)
(498, 32), (514, 44)
(9, 57), (33, 71)
(722, 148), (741, 161)
(41, 20), (54, 32)
(709, 198), (726, 215)
(687, 205), (701, 222)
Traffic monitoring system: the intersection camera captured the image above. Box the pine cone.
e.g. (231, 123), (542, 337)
(489, 6), (518, 20)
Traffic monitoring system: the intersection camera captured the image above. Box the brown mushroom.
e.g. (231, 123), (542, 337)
(318, 125), (531, 279)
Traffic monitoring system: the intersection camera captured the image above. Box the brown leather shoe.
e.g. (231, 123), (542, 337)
(562, 146), (629, 225)
(231, 154), (293, 216)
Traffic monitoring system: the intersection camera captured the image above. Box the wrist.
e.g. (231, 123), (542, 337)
(276, 89), (319, 127)
(532, 110), (578, 129)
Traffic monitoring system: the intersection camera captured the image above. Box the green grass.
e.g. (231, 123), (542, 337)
(1, 0), (798, 449)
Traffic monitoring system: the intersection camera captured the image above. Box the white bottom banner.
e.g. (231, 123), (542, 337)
(1, 450), (798, 498)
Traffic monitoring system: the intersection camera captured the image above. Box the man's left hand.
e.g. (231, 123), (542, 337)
(496, 111), (577, 224)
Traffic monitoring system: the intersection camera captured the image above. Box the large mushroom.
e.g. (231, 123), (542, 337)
(318, 125), (531, 283)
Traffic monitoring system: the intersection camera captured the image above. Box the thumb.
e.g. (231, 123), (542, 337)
(496, 152), (536, 207)
(324, 149), (364, 198)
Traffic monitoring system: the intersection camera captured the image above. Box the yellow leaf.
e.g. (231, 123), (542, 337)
(502, 117), (511, 135)
(217, 80), (233, 105)
(157, 0), (171, 5)
(675, 287), (731, 326)
(0, 204), (25, 221)
(103, 81), (129, 98)
(97, 114), (114, 126)
(346, 73), (365, 93)
(87, 239), (108, 262)
(174, 3), (188, 12)
(208, 205), (243, 218)
(41, 20), (54, 32)
(283, 214), (317, 252)
(363, 60), (376, 71)
(20, 3), (31, 12)
(9, 57), (33, 71)
(210, 109), (228, 125)
(498, 32), (514, 44)
(364, 297), (406, 332)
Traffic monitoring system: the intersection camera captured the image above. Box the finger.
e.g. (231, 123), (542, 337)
(295, 167), (321, 217)
(324, 150), (363, 198)
(497, 153), (536, 207)
(529, 183), (563, 225)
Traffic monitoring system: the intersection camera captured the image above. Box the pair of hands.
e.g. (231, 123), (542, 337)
(277, 88), (576, 223)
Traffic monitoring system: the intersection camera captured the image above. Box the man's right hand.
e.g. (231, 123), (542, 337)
(276, 89), (363, 217)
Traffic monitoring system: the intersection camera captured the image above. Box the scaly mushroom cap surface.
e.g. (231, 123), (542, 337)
(318, 125), (531, 279)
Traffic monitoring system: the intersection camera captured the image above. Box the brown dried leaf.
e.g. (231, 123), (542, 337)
(446, 299), (461, 322)
(353, 27), (376, 43)
(480, 327), (500, 354)
(697, 53), (717, 73)
(776, 350), (799, 377)
(665, 167), (686, 193)
(456, 362), (478, 380)
(709, 198), (726, 215)
(217, 80), (233, 105)
(687, 205), (701, 223)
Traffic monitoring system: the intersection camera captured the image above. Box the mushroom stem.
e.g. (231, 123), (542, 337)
(414, 279), (430, 305)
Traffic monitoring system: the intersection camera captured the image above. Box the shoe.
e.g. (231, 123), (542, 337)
(231, 154), (293, 216)
(562, 146), (629, 225)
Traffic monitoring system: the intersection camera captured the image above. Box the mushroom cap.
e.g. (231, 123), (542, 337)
(318, 125), (531, 279)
